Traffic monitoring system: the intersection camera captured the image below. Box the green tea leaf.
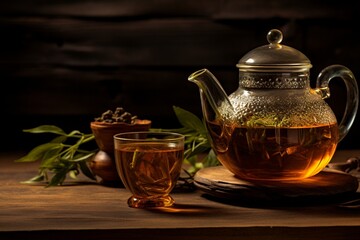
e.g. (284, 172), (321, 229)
(40, 157), (58, 169)
(184, 156), (203, 174)
(50, 135), (68, 143)
(184, 155), (197, 166)
(47, 168), (68, 187)
(40, 145), (63, 168)
(79, 161), (96, 180)
(173, 106), (207, 134)
(67, 130), (82, 137)
(23, 125), (66, 135)
(186, 143), (210, 159)
(69, 170), (79, 179)
(202, 149), (220, 168)
(70, 152), (96, 162)
(15, 143), (61, 162)
(21, 174), (45, 184)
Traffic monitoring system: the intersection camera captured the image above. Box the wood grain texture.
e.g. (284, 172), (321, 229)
(1, 151), (360, 240)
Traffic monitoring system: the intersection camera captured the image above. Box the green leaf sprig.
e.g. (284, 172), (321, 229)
(16, 106), (219, 187)
(16, 125), (97, 187)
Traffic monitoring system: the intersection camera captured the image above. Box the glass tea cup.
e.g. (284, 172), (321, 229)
(113, 131), (185, 208)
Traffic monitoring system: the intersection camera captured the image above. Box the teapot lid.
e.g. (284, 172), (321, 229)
(236, 29), (312, 72)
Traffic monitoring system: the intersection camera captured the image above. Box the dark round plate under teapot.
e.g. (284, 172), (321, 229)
(194, 166), (359, 206)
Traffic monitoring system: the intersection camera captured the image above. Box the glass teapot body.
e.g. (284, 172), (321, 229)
(189, 29), (358, 181)
(210, 71), (339, 180)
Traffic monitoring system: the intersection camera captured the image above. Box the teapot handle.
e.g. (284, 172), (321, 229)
(316, 65), (359, 142)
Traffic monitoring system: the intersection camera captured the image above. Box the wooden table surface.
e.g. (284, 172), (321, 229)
(1, 150), (360, 240)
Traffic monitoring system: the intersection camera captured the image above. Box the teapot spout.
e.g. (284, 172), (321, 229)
(188, 69), (234, 123)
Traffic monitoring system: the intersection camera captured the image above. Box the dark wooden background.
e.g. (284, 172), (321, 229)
(1, 0), (360, 152)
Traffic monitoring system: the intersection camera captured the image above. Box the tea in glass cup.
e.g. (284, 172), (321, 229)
(114, 131), (185, 208)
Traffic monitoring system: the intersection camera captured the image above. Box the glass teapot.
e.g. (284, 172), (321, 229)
(188, 29), (359, 181)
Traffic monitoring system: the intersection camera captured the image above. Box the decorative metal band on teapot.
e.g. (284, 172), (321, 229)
(239, 72), (309, 89)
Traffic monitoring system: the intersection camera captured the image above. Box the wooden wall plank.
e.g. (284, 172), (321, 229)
(0, 1), (359, 151)
(0, 18), (271, 68)
(214, 0), (359, 20)
(3, 67), (237, 116)
(0, 0), (357, 19)
(0, 1), (219, 18)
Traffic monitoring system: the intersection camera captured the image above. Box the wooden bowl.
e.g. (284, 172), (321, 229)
(90, 119), (151, 154)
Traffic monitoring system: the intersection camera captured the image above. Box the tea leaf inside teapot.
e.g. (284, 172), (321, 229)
(245, 114), (290, 128)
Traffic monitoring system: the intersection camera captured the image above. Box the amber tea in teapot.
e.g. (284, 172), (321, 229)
(189, 29), (358, 181)
(207, 120), (339, 180)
